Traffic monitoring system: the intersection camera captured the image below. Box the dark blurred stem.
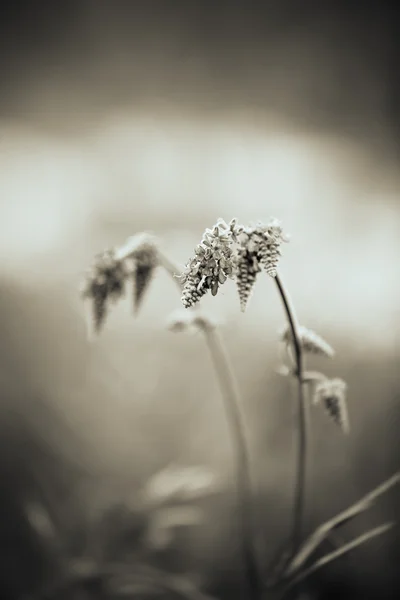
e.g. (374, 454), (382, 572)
(161, 250), (261, 599)
(203, 327), (261, 600)
(274, 273), (308, 555)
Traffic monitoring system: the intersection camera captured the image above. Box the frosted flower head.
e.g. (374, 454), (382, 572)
(313, 377), (349, 434)
(179, 216), (289, 311)
(179, 221), (235, 308)
(216, 217), (244, 242)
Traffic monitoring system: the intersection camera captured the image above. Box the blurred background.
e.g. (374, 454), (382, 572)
(0, 1), (399, 598)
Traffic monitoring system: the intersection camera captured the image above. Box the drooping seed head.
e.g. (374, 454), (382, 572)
(131, 246), (159, 315)
(235, 246), (261, 312)
(313, 377), (349, 434)
(179, 216), (288, 310)
(234, 217), (289, 282)
(114, 233), (160, 315)
(281, 325), (335, 358)
(80, 248), (127, 334)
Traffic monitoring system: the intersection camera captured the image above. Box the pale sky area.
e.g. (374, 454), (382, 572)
(0, 109), (398, 353)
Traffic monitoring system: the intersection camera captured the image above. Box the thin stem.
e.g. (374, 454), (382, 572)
(274, 273), (309, 555)
(203, 327), (262, 600)
(159, 250), (261, 599)
(286, 471), (400, 577)
(280, 522), (394, 598)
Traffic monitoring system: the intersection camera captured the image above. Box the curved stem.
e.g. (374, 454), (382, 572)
(274, 273), (309, 555)
(203, 327), (261, 600)
(280, 522), (394, 599)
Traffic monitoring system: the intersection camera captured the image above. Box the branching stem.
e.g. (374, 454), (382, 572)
(274, 273), (309, 555)
(160, 250), (261, 600)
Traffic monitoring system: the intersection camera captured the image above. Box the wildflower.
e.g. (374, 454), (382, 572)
(80, 248), (127, 334)
(313, 377), (349, 434)
(180, 223), (235, 308)
(281, 325), (335, 358)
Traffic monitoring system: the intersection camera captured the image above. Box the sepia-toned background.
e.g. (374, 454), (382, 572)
(0, 2), (399, 598)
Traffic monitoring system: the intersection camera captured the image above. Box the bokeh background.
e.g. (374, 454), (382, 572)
(0, 2), (399, 598)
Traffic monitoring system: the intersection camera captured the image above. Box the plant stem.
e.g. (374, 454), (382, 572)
(158, 252), (184, 292)
(203, 326), (261, 600)
(160, 249), (261, 599)
(274, 273), (309, 555)
(280, 522), (394, 598)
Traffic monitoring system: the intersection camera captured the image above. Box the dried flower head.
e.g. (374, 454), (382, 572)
(313, 377), (349, 434)
(281, 325), (335, 358)
(179, 222), (235, 308)
(80, 248), (127, 334)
